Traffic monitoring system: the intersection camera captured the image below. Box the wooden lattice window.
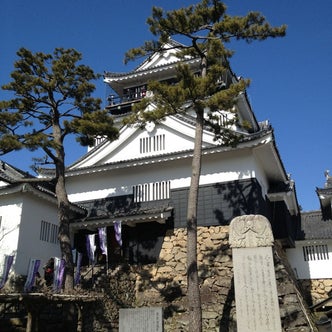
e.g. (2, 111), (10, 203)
(302, 244), (329, 261)
(140, 134), (165, 153)
(40, 220), (59, 244)
(133, 181), (170, 202)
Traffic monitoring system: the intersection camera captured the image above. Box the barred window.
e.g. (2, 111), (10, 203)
(209, 111), (232, 127)
(140, 134), (165, 154)
(40, 220), (59, 244)
(133, 181), (170, 202)
(94, 136), (106, 146)
(302, 244), (329, 261)
(217, 113), (229, 127)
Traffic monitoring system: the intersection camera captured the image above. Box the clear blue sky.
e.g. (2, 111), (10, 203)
(1, 0), (332, 212)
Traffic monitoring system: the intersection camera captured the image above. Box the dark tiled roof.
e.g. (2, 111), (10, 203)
(299, 211), (332, 240)
(0, 160), (56, 195)
(104, 39), (194, 79)
(78, 195), (172, 221)
(0, 161), (85, 215)
(317, 187), (332, 196)
(0, 160), (57, 196)
(0, 160), (33, 183)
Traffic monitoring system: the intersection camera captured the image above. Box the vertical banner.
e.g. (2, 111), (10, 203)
(86, 234), (96, 265)
(24, 258), (41, 292)
(74, 252), (83, 286)
(0, 255), (14, 289)
(114, 221), (122, 246)
(53, 257), (65, 292)
(98, 227), (108, 256)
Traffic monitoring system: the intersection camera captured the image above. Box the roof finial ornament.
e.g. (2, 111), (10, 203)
(324, 169), (330, 180)
(324, 170), (331, 188)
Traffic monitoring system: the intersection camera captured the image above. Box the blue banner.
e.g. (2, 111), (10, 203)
(0, 255), (14, 289)
(24, 258), (41, 292)
(53, 257), (65, 292)
(98, 227), (108, 256)
(86, 234), (96, 265)
(114, 221), (122, 246)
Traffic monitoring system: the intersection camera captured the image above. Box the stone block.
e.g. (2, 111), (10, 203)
(230, 215), (282, 332)
(119, 307), (163, 332)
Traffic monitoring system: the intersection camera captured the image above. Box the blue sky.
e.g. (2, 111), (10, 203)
(1, 0), (332, 212)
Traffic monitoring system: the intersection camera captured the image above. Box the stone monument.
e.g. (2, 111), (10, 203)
(229, 215), (282, 332)
(119, 307), (163, 332)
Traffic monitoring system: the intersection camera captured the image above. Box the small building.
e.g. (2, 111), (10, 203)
(287, 171), (332, 306)
(0, 161), (60, 276)
(0, 161), (82, 278)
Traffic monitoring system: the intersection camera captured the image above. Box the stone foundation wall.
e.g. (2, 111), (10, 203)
(100, 226), (316, 332)
(0, 225), (317, 331)
(300, 279), (332, 306)
(135, 226), (234, 331)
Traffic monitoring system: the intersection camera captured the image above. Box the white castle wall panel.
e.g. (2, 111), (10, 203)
(67, 151), (266, 203)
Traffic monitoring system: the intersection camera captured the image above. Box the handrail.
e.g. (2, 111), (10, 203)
(309, 295), (332, 310)
(106, 93), (144, 107)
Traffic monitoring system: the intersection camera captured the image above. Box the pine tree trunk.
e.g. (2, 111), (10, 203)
(187, 108), (203, 332)
(53, 122), (74, 291)
(56, 159), (74, 291)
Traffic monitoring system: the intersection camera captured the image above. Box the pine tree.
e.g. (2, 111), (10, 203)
(124, 1), (286, 330)
(0, 48), (119, 290)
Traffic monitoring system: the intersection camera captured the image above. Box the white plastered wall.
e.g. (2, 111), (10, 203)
(67, 148), (267, 203)
(286, 240), (332, 279)
(0, 192), (61, 276)
(16, 194), (61, 275)
(0, 196), (22, 274)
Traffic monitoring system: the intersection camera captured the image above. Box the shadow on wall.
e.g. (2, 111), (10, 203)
(124, 222), (171, 264)
(219, 277), (236, 332)
(117, 233), (237, 328)
(193, 239), (236, 330)
(213, 178), (267, 226)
